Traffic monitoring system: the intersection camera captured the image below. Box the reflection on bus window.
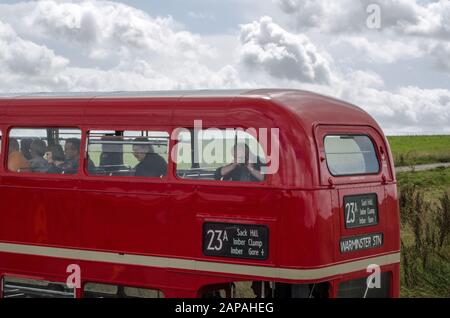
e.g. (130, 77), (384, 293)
(7, 128), (82, 174)
(83, 282), (164, 298)
(324, 135), (379, 176)
(175, 129), (266, 182)
(87, 130), (169, 178)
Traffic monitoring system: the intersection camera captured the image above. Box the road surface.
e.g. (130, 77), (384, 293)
(395, 162), (450, 173)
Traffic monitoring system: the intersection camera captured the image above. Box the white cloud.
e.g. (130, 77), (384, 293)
(278, 0), (364, 33)
(238, 16), (332, 84)
(430, 42), (450, 74)
(277, 0), (450, 75)
(0, 0), (214, 62)
(273, 0), (450, 133)
(399, 0), (450, 40)
(0, 0), (241, 92)
(333, 36), (424, 64)
(0, 20), (68, 76)
(0, 0), (448, 134)
(335, 73), (450, 133)
(277, 0), (450, 39)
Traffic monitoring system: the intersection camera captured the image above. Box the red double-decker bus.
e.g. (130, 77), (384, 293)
(0, 89), (399, 298)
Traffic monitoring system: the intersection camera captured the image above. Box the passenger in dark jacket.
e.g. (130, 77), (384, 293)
(215, 143), (264, 182)
(46, 144), (66, 174)
(132, 137), (167, 177)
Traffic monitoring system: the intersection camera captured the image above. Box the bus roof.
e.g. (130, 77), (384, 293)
(0, 88), (379, 129)
(0, 88), (382, 137)
(0, 89), (250, 99)
(0, 88), (350, 103)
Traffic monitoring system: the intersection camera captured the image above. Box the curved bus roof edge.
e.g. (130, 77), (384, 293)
(0, 88), (377, 125)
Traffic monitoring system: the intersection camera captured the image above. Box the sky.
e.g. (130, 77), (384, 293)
(0, 0), (449, 134)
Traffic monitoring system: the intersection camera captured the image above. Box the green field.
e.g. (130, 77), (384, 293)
(397, 167), (450, 297)
(387, 135), (450, 167)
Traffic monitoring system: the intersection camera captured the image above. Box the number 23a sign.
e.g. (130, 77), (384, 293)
(344, 193), (379, 228)
(202, 222), (269, 260)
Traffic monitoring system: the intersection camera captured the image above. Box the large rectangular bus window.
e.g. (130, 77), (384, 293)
(2, 276), (75, 298)
(87, 130), (169, 178)
(324, 135), (380, 176)
(7, 128), (82, 174)
(175, 129), (266, 182)
(83, 282), (164, 298)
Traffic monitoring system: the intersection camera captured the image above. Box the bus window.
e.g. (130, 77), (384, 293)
(2, 276), (75, 298)
(324, 135), (380, 176)
(83, 282), (164, 298)
(7, 128), (82, 174)
(87, 130), (169, 178)
(199, 281), (329, 298)
(175, 129), (266, 182)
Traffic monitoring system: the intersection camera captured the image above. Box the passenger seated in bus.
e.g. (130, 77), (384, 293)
(20, 138), (33, 160)
(214, 143), (264, 182)
(8, 138), (31, 172)
(45, 144), (66, 174)
(132, 137), (167, 177)
(29, 139), (49, 172)
(62, 138), (81, 174)
(63, 138), (96, 174)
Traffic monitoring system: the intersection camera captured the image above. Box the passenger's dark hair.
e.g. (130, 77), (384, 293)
(133, 137), (154, 154)
(30, 139), (47, 157)
(47, 144), (65, 162)
(65, 138), (81, 153)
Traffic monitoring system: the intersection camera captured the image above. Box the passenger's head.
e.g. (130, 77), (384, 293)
(20, 138), (33, 160)
(30, 139), (46, 158)
(132, 137), (153, 162)
(47, 144), (65, 162)
(64, 138), (80, 160)
(8, 138), (20, 154)
(251, 281), (272, 298)
(233, 143), (251, 164)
